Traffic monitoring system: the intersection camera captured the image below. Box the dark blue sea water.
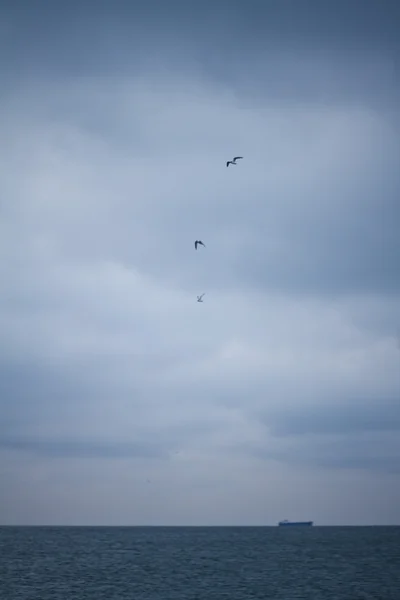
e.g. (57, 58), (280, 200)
(1, 526), (399, 599)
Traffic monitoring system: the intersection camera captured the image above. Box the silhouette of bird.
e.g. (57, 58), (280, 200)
(197, 293), (205, 302)
(226, 156), (243, 167)
(194, 240), (206, 250)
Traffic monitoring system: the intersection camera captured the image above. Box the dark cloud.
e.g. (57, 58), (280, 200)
(2, 0), (399, 112)
(260, 398), (400, 437)
(248, 435), (400, 475)
(4, 0), (400, 51)
(0, 437), (166, 459)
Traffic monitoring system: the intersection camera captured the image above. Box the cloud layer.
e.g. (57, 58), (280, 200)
(0, 0), (399, 525)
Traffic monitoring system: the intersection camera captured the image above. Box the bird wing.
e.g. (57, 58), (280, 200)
(233, 156), (243, 161)
(194, 241), (198, 249)
(226, 161), (230, 167)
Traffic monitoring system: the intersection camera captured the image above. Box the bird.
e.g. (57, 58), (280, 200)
(194, 240), (206, 250)
(226, 156), (243, 167)
(197, 293), (205, 302)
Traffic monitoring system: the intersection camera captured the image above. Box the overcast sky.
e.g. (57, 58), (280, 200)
(1, 0), (399, 526)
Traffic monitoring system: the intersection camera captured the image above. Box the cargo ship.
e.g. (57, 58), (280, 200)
(278, 520), (313, 527)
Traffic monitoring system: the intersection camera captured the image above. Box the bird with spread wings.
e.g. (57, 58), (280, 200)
(226, 156), (243, 167)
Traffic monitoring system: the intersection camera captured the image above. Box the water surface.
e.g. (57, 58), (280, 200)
(1, 526), (399, 599)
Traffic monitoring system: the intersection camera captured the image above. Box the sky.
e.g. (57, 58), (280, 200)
(0, 0), (399, 526)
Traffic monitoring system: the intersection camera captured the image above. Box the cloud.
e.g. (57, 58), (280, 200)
(0, 437), (166, 460)
(0, 1), (399, 525)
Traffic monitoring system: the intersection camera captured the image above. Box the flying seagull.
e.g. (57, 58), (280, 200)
(194, 240), (206, 250)
(226, 156), (243, 167)
(197, 293), (205, 302)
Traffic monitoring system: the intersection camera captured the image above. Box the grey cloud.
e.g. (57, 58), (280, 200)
(0, 356), (224, 460)
(255, 442), (400, 475)
(1, 0), (400, 525)
(310, 455), (400, 475)
(259, 398), (400, 438)
(4, 1), (400, 56)
(303, 433), (400, 475)
(3, 81), (398, 300)
(1, 1), (399, 114)
(0, 437), (166, 460)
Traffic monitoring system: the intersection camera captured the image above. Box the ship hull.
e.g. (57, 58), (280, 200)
(278, 521), (313, 527)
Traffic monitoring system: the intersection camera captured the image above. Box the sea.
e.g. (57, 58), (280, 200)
(1, 526), (399, 600)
